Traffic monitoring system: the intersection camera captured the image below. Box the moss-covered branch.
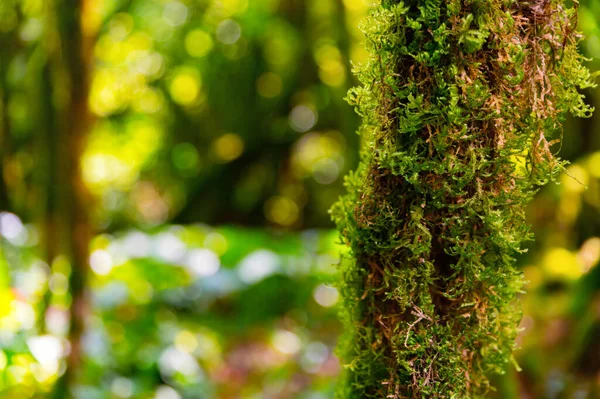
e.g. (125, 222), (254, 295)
(331, 0), (595, 397)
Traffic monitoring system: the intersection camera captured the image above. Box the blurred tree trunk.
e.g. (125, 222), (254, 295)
(0, 33), (16, 211)
(46, 0), (94, 397)
(37, 60), (61, 331)
(333, 0), (360, 151)
(0, 67), (11, 210)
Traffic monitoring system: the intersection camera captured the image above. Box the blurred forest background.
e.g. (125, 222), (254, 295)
(0, 0), (599, 398)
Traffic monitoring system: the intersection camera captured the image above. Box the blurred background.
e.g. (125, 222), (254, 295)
(0, 0), (598, 398)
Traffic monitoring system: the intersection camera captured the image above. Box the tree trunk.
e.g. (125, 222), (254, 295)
(0, 33), (16, 211)
(331, 1), (595, 397)
(47, 1), (94, 397)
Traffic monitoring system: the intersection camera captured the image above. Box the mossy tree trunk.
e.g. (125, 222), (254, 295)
(331, 0), (595, 398)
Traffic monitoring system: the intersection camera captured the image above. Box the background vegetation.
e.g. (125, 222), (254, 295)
(0, 0), (599, 398)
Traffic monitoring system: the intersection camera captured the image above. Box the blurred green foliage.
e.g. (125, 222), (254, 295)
(0, 0), (599, 398)
(0, 224), (343, 398)
(1, 0), (366, 231)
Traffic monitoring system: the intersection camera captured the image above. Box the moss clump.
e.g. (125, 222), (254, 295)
(331, 0), (595, 397)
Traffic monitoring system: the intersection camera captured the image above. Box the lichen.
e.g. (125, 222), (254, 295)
(331, 1), (595, 397)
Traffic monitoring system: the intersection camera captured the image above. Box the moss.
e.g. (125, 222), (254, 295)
(331, 0), (595, 397)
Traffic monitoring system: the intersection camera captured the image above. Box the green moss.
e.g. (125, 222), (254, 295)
(331, 0), (595, 397)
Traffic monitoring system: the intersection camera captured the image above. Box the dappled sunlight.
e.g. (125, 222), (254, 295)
(83, 120), (164, 191)
(211, 133), (244, 163)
